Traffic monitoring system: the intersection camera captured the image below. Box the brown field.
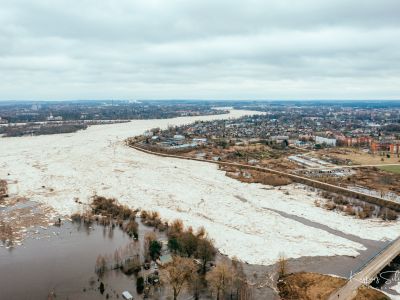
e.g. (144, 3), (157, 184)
(278, 272), (389, 300)
(319, 166), (400, 195)
(327, 148), (400, 165)
(222, 165), (292, 186)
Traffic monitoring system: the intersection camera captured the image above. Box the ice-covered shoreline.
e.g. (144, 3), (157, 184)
(1, 109), (400, 265)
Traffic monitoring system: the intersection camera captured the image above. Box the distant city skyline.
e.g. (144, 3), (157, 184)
(1, 0), (399, 100)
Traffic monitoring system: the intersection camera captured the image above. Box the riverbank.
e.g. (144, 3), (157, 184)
(1, 109), (400, 268)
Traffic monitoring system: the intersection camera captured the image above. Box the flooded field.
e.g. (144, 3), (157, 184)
(0, 221), (157, 300)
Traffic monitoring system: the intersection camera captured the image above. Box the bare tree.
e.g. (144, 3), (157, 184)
(95, 255), (107, 277)
(168, 219), (184, 238)
(0, 221), (14, 247)
(144, 232), (157, 261)
(196, 237), (216, 274)
(163, 256), (197, 300)
(188, 271), (203, 300)
(196, 226), (206, 239)
(179, 230), (198, 257)
(206, 262), (234, 300)
(113, 248), (122, 268)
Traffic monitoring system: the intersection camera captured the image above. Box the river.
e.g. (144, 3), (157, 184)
(1, 109), (400, 268)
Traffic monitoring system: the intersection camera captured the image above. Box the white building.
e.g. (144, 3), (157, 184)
(47, 113), (63, 121)
(173, 134), (185, 141)
(315, 136), (337, 147)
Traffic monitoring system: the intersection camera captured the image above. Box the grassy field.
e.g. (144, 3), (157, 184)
(379, 165), (400, 174)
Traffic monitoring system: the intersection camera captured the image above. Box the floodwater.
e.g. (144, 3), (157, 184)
(0, 221), (151, 300)
(370, 255), (400, 298)
(0, 217), (396, 300)
(2, 109), (400, 265)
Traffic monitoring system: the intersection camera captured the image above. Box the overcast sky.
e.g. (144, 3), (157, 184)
(1, 0), (399, 100)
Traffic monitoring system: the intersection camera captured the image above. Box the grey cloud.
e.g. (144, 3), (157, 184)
(0, 0), (399, 100)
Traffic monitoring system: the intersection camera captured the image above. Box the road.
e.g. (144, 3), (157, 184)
(328, 237), (400, 300)
(128, 143), (400, 211)
(128, 144), (400, 299)
(294, 163), (400, 171)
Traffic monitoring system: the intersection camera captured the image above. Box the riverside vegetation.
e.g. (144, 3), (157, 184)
(71, 195), (253, 300)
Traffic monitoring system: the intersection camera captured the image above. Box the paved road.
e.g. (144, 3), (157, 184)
(328, 237), (400, 300)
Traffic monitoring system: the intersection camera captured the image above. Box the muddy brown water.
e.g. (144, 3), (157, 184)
(0, 221), (160, 300)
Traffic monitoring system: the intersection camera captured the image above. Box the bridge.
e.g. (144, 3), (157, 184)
(126, 142), (400, 299)
(328, 237), (400, 300)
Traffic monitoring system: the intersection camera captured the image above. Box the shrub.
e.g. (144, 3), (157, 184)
(140, 210), (165, 230)
(149, 240), (162, 260)
(95, 255), (107, 277)
(362, 205), (375, 218)
(125, 220), (139, 239)
(333, 196), (349, 206)
(178, 231), (199, 257)
(168, 237), (180, 253)
(168, 219), (184, 239)
(71, 213), (82, 223)
(122, 256), (141, 275)
(252, 171), (292, 186)
(323, 201), (336, 211)
(99, 282), (105, 295)
(92, 196), (136, 220)
(136, 277), (145, 294)
(140, 210), (149, 219)
(358, 210), (369, 219)
(344, 206), (356, 216)
(380, 209), (398, 221)
(167, 220), (216, 269)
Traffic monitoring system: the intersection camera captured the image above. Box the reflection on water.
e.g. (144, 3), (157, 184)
(0, 221), (140, 300)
